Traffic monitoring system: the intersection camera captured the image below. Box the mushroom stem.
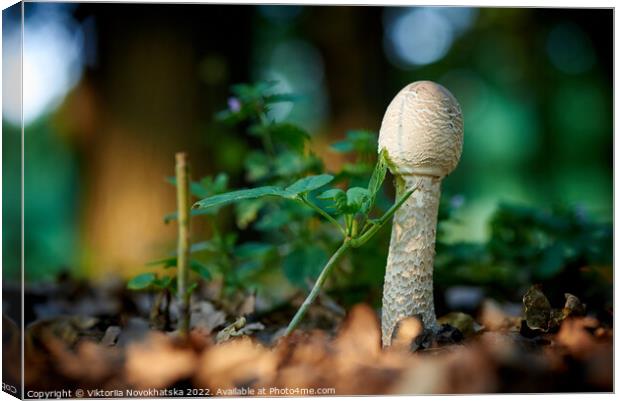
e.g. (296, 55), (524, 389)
(377, 81), (463, 347)
(382, 174), (441, 345)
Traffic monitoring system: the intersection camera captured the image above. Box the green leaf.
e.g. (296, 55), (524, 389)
(274, 152), (323, 178)
(317, 188), (347, 214)
(190, 260), (212, 280)
(282, 245), (328, 288)
(330, 140), (354, 153)
(152, 275), (172, 289)
(535, 243), (567, 280)
(190, 240), (219, 254)
(363, 149), (388, 213)
(235, 242), (273, 259)
(317, 188), (345, 200)
(164, 206), (223, 223)
(330, 130), (377, 155)
(254, 209), (294, 231)
(127, 273), (156, 290)
(318, 187), (373, 215)
(268, 123), (310, 154)
(285, 174), (334, 195)
(146, 257), (177, 268)
(193, 186), (292, 210)
(345, 187), (371, 213)
(244, 152), (270, 182)
(186, 282), (199, 295)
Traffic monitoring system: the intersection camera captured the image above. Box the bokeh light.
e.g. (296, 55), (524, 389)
(17, 4), (85, 126)
(383, 7), (477, 68)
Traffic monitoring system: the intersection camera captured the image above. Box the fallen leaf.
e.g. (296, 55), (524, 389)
(125, 332), (197, 389)
(391, 317), (423, 351)
(523, 285), (551, 331)
(478, 299), (521, 331)
(195, 337), (278, 389)
(438, 312), (483, 337)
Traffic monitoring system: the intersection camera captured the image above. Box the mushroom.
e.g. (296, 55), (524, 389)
(379, 81), (464, 346)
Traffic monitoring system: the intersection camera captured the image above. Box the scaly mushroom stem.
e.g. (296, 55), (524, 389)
(378, 81), (464, 347)
(382, 175), (441, 345)
(175, 152), (191, 336)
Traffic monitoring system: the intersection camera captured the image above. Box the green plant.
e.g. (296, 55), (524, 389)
(193, 149), (415, 334)
(187, 81), (416, 334)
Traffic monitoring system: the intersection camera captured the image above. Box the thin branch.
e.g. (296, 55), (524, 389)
(284, 241), (350, 336)
(175, 152), (191, 337)
(349, 186), (417, 248)
(299, 196), (346, 236)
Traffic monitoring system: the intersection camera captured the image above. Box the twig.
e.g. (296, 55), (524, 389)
(175, 152), (191, 337)
(284, 241), (350, 336)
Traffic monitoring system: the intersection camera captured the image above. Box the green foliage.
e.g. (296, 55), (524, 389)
(331, 130), (377, 157)
(435, 202), (612, 309)
(283, 245), (329, 288)
(127, 273), (157, 290)
(128, 80), (612, 330)
(183, 80), (419, 331)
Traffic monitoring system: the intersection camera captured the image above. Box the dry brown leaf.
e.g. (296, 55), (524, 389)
(390, 317), (423, 351)
(334, 304), (381, 362)
(555, 316), (600, 358)
(125, 332), (197, 389)
(56, 341), (121, 382)
(190, 301), (226, 334)
(194, 336), (278, 390)
(479, 299), (521, 331)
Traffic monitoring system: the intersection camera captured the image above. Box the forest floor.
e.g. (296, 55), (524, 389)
(4, 277), (613, 396)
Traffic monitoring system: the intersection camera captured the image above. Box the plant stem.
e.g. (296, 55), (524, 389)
(149, 291), (164, 328)
(300, 196), (346, 236)
(175, 152), (191, 337)
(285, 241), (350, 336)
(349, 187), (416, 248)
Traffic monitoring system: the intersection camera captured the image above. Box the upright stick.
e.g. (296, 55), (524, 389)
(175, 152), (191, 336)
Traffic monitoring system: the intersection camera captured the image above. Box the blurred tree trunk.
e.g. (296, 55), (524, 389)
(64, 5), (252, 278)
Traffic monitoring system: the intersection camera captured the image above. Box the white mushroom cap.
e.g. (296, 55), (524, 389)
(378, 81), (464, 178)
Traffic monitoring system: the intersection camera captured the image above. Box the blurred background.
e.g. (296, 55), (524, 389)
(2, 4), (612, 289)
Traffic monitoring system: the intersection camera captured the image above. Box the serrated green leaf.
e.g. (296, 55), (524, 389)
(127, 273), (156, 290)
(345, 187), (371, 213)
(317, 188), (345, 200)
(285, 174), (334, 195)
(317, 188), (348, 214)
(193, 186), (293, 210)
